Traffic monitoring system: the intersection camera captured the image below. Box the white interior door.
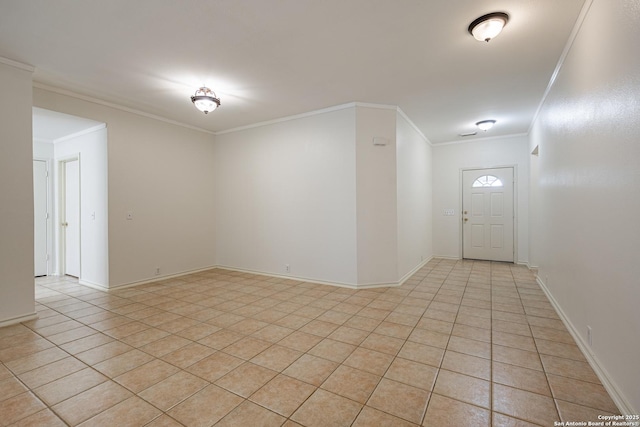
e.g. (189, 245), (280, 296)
(33, 160), (48, 276)
(462, 167), (514, 262)
(63, 159), (80, 277)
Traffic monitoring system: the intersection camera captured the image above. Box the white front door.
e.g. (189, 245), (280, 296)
(63, 159), (80, 277)
(462, 167), (514, 262)
(33, 160), (48, 276)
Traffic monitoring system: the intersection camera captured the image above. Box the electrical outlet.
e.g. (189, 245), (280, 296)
(587, 326), (592, 346)
(155, 267), (160, 276)
(285, 264), (290, 273)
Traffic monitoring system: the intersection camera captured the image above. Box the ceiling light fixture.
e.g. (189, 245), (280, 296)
(476, 120), (496, 131)
(468, 12), (509, 42)
(191, 87), (220, 114)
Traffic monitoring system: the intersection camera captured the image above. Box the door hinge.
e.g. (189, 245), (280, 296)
(46, 212), (50, 219)
(46, 254), (50, 260)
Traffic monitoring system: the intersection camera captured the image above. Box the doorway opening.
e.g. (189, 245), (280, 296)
(461, 167), (515, 262)
(60, 157), (80, 277)
(32, 107), (108, 287)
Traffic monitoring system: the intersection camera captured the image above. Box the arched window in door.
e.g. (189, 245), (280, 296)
(472, 175), (503, 188)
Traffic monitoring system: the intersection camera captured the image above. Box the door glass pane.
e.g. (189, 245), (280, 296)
(472, 175), (503, 187)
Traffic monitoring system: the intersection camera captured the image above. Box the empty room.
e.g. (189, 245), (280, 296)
(0, 0), (638, 426)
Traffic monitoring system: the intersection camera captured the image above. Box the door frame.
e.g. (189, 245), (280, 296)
(58, 155), (81, 277)
(33, 157), (52, 276)
(459, 165), (518, 263)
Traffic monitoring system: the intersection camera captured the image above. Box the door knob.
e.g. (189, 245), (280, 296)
(463, 218), (468, 222)
(62, 222), (68, 227)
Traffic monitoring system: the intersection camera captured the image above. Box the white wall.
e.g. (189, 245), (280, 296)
(0, 60), (35, 325)
(214, 104), (433, 287)
(33, 140), (54, 158)
(528, 147), (540, 268)
(396, 112), (432, 278)
(214, 107), (358, 285)
(530, 0), (640, 413)
(55, 127), (109, 287)
(34, 87), (217, 288)
(432, 135), (530, 263)
(355, 106), (398, 285)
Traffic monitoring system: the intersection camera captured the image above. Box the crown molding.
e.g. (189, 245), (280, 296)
(529, 0), (594, 134)
(33, 81), (433, 143)
(33, 82), (216, 136)
(436, 132), (528, 147)
(217, 101), (432, 146)
(395, 107), (431, 145)
(215, 102), (359, 135)
(0, 56), (35, 72)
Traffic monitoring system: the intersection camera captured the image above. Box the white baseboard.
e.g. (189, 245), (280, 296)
(536, 275), (635, 415)
(392, 256), (433, 287)
(215, 264), (362, 289)
(105, 265), (219, 291)
(0, 312), (38, 328)
(78, 279), (109, 291)
(432, 255), (460, 261)
(217, 257), (434, 290)
(82, 263), (410, 293)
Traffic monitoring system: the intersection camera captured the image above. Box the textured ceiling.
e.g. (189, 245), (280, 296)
(0, 0), (585, 143)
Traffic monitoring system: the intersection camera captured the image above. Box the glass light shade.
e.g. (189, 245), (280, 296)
(476, 120), (496, 131)
(191, 87), (220, 114)
(193, 98), (218, 113)
(469, 13), (508, 42)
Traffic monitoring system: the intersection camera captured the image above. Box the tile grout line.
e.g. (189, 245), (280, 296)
(514, 264), (563, 425)
(8, 262), (615, 427)
(490, 267), (499, 427)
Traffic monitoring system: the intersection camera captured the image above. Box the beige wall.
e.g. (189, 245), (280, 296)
(530, 0), (640, 413)
(34, 87), (217, 288)
(0, 60), (35, 325)
(355, 106), (398, 285)
(214, 107), (359, 285)
(214, 104), (433, 287)
(396, 112), (433, 279)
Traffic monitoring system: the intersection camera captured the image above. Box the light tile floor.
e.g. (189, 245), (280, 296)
(0, 259), (620, 426)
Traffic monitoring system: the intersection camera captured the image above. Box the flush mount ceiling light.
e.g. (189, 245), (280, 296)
(468, 12), (509, 42)
(191, 87), (220, 114)
(476, 120), (496, 131)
